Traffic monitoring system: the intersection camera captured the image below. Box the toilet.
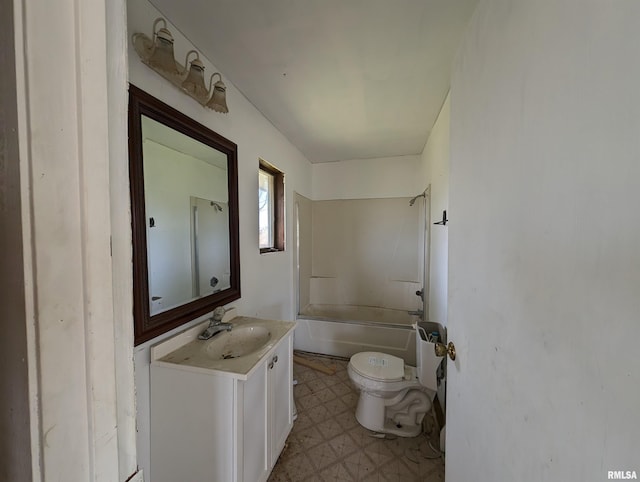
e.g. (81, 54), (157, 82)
(347, 323), (442, 437)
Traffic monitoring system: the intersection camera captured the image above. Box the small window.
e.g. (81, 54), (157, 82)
(258, 159), (285, 253)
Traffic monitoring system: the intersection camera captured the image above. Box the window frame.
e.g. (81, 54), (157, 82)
(258, 159), (285, 253)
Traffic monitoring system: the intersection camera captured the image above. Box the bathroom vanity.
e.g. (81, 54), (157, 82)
(149, 315), (296, 482)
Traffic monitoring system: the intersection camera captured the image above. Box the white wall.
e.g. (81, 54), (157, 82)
(418, 95), (450, 414)
(419, 95), (450, 327)
(128, 0), (313, 476)
(312, 155), (423, 200)
(447, 2), (640, 481)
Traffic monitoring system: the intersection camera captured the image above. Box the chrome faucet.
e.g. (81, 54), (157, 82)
(408, 309), (424, 317)
(198, 307), (232, 340)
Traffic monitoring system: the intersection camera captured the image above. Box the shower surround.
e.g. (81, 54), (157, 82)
(295, 196), (427, 364)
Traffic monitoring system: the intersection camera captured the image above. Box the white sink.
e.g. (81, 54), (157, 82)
(203, 325), (272, 360)
(153, 316), (296, 379)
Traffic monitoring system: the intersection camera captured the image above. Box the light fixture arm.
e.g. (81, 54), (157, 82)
(183, 50), (200, 75)
(152, 18), (167, 41)
(208, 72), (222, 93)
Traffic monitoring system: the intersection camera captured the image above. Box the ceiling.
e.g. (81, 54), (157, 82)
(149, 0), (478, 163)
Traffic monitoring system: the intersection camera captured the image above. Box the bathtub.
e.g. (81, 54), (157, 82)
(294, 304), (418, 365)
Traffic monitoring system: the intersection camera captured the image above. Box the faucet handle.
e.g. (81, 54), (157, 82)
(212, 306), (227, 321)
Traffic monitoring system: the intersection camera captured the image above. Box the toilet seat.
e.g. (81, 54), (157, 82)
(349, 352), (404, 382)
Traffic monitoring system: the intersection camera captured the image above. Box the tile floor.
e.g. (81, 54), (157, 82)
(268, 353), (445, 482)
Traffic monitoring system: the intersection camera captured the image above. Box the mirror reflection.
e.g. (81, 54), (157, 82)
(141, 115), (231, 315)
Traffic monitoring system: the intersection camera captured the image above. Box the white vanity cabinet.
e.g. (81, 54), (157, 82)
(150, 318), (295, 482)
(242, 335), (293, 481)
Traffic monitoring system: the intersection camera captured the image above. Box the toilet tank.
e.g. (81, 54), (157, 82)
(415, 321), (444, 391)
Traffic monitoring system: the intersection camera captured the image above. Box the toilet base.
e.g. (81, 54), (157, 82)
(354, 390), (430, 438)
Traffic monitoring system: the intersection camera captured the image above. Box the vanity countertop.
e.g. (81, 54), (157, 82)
(151, 316), (296, 380)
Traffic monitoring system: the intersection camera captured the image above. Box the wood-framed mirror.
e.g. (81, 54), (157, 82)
(128, 85), (240, 345)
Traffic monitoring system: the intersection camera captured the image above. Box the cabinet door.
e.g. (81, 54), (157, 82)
(151, 368), (235, 482)
(242, 360), (269, 482)
(269, 333), (293, 466)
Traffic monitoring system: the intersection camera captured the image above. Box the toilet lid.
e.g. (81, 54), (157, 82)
(350, 352), (404, 382)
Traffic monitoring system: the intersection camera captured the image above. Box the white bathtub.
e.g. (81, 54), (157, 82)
(294, 304), (418, 365)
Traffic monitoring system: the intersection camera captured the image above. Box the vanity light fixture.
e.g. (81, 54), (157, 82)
(132, 17), (230, 113)
(132, 18), (180, 77)
(205, 73), (229, 113)
(181, 50), (209, 103)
